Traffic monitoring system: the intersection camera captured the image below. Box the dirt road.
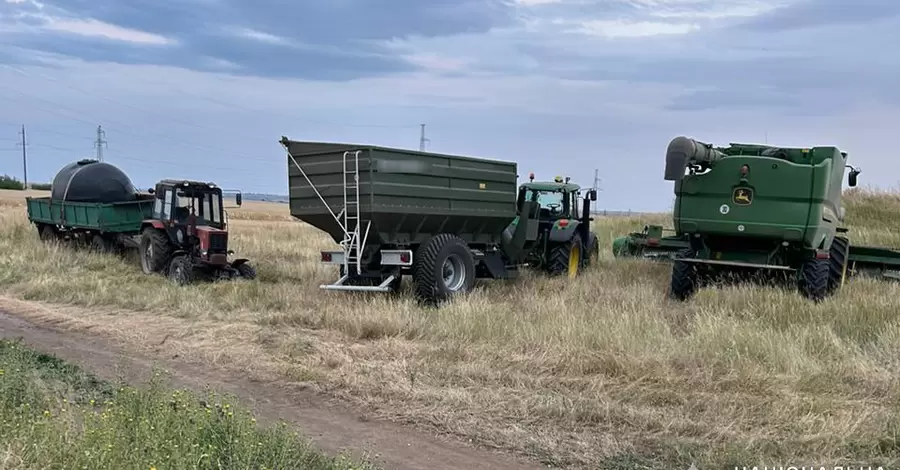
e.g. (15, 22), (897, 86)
(0, 307), (545, 470)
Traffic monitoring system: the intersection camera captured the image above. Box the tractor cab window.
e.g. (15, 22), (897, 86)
(570, 191), (580, 219)
(154, 187), (174, 220)
(173, 188), (223, 226)
(524, 189), (569, 218)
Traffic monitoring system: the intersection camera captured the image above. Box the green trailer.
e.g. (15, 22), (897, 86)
(279, 137), (599, 304)
(26, 195), (155, 252)
(614, 135), (900, 301)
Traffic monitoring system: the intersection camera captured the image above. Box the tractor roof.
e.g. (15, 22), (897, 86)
(521, 181), (582, 192)
(159, 179), (220, 189)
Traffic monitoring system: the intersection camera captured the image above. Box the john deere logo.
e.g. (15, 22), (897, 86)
(732, 187), (753, 205)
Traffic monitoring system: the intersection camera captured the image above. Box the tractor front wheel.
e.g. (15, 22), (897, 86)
(140, 228), (171, 275)
(413, 234), (476, 305)
(236, 262), (257, 280)
(669, 249), (698, 301)
(548, 233), (584, 278)
(168, 255), (192, 286)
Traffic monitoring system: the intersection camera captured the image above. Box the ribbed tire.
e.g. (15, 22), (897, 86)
(827, 236), (849, 295)
(167, 255), (192, 286)
(140, 227), (172, 274)
(547, 233), (583, 277)
(236, 262), (257, 280)
(413, 234), (476, 305)
(584, 235), (600, 269)
(669, 248), (698, 301)
(798, 257), (829, 302)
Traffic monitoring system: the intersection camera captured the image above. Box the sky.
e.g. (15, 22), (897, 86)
(1, 0), (898, 213)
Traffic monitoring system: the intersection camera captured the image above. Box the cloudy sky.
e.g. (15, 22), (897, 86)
(0, 0), (897, 212)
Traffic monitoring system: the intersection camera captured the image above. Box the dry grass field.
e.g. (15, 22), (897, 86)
(2, 187), (900, 468)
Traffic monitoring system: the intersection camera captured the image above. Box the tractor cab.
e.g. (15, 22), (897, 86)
(150, 179), (225, 230)
(517, 173), (596, 223)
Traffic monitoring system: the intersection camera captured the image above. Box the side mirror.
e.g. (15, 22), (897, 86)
(589, 189), (597, 201)
(235, 192), (242, 207)
(847, 166), (860, 187)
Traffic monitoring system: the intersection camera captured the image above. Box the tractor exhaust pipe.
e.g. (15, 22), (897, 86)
(664, 136), (727, 181)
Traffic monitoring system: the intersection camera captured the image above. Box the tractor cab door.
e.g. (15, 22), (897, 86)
(152, 184), (176, 222)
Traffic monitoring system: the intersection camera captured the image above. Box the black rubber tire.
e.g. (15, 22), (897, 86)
(140, 227), (171, 275)
(236, 262), (257, 280)
(826, 236), (849, 295)
(167, 255), (192, 286)
(547, 233), (584, 278)
(38, 224), (58, 243)
(797, 256), (829, 302)
(90, 234), (112, 254)
(584, 234), (600, 269)
(669, 249), (698, 301)
(413, 234), (476, 304)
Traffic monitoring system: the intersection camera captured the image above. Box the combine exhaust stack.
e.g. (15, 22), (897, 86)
(664, 136), (727, 181)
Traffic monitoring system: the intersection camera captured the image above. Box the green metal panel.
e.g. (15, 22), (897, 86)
(674, 145), (844, 250)
(282, 138), (518, 246)
(26, 197), (153, 233)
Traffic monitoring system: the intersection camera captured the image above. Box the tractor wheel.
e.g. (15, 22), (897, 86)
(826, 236), (850, 295)
(140, 228), (171, 274)
(669, 249), (698, 301)
(38, 224), (58, 243)
(167, 255), (192, 286)
(90, 234), (113, 254)
(584, 235), (600, 269)
(236, 262), (257, 280)
(797, 256), (829, 302)
(548, 233), (584, 278)
(413, 234), (476, 304)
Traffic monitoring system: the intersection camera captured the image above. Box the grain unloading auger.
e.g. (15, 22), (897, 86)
(279, 137), (599, 305)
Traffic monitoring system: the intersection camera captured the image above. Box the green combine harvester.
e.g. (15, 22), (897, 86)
(279, 137), (599, 304)
(612, 136), (900, 302)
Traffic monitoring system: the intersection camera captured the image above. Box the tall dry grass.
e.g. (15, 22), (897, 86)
(1, 188), (900, 469)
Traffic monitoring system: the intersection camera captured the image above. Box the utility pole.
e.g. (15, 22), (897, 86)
(18, 125), (27, 188)
(419, 124), (430, 151)
(593, 169), (602, 192)
(94, 125), (107, 161)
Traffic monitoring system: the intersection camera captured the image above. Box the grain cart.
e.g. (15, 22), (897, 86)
(138, 179), (256, 285)
(279, 137), (597, 304)
(661, 136), (865, 302)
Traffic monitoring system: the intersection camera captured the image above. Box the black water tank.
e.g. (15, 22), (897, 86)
(50, 159), (138, 203)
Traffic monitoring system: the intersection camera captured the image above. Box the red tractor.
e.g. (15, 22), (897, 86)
(138, 179), (256, 285)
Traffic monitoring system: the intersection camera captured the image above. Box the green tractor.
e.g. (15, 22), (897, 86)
(663, 135), (861, 302)
(507, 173), (600, 278)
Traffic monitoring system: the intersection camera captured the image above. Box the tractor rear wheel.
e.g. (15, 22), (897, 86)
(548, 233), (583, 278)
(140, 228), (171, 274)
(797, 256), (829, 302)
(827, 236), (850, 295)
(669, 248), (698, 301)
(167, 255), (192, 286)
(413, 234), (476, 304)
(584, 235), (600, 269)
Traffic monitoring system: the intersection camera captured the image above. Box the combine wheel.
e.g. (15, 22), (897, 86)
(797, 256), (829, 302)
(413, 234), (476, 304)
(167, 255), (192, 286)
(669, 249), (698, 301)
(140, 227), (171, 274)
(548, 233), (583, 278)
(826, 236), (850, 295)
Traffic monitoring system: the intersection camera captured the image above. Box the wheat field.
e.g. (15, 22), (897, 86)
(1, 187), (900, 468)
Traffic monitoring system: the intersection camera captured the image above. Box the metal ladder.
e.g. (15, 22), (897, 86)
(341, 150), (369, 277)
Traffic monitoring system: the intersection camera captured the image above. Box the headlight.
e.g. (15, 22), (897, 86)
(176, 230), (184, 243)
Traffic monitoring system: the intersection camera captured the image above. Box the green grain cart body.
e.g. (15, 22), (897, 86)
(26, 197), (154, 233)
(282, 139), (518, 247)
(673, 143), (846, 251)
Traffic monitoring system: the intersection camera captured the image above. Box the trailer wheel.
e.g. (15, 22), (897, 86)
(413, 234), (476, 304)
(547, 233), (583, 278)
(90, 235), (113, 254)
(827, 236), (850, 295)
(669, 249), (698, 301)
(140, 228), (171, 274)
(168, 255), (192, 286)
(38, 224), (58, 243)
(797, 256), (829, 302)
